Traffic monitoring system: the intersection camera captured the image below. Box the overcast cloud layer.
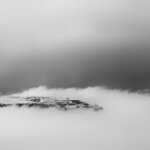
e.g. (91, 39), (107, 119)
(0, 0), (150, 94)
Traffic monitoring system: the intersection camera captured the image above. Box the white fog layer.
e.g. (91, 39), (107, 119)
(0, 87), (150, 150)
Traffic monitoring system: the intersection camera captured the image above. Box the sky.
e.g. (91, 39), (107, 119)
(0, 0), (150, 94)
(0, 1), (150, 149)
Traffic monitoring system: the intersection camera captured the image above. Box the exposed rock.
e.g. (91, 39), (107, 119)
(7, 96), (103, 111)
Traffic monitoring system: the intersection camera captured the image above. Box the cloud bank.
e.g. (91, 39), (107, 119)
(0, 86), (150, 150)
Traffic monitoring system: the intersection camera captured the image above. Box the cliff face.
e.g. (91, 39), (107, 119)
(2, 96), (103, 111)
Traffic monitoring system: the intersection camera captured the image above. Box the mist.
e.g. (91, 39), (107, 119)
(0, 86), (149, 150)
(0, 0), (150, 149)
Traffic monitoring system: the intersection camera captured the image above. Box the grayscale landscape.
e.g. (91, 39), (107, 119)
(0, 0), (150, 149)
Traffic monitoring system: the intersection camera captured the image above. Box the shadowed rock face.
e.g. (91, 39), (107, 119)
(3, 96), (103, 111)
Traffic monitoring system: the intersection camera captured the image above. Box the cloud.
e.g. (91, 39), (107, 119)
(0, 0), (150, 94)
(1, 86), (150, 150)
(11, 86), (150, 103)
(0, 0), (149, 51)
(1, 48), (150, 94)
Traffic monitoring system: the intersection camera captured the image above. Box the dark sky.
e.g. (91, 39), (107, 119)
(0, 0), (150, 94)
(1, 45), (150, 94)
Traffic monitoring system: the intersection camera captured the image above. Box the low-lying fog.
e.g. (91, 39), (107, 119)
(0, 86), (150, 150)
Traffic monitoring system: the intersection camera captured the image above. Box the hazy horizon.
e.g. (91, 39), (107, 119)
(0, 0), (150, 150)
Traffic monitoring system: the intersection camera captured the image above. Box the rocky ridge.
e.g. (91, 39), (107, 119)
(2, 96), (103, 111)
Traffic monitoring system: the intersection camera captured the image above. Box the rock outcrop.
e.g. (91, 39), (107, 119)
(2, 96), (103, 111)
